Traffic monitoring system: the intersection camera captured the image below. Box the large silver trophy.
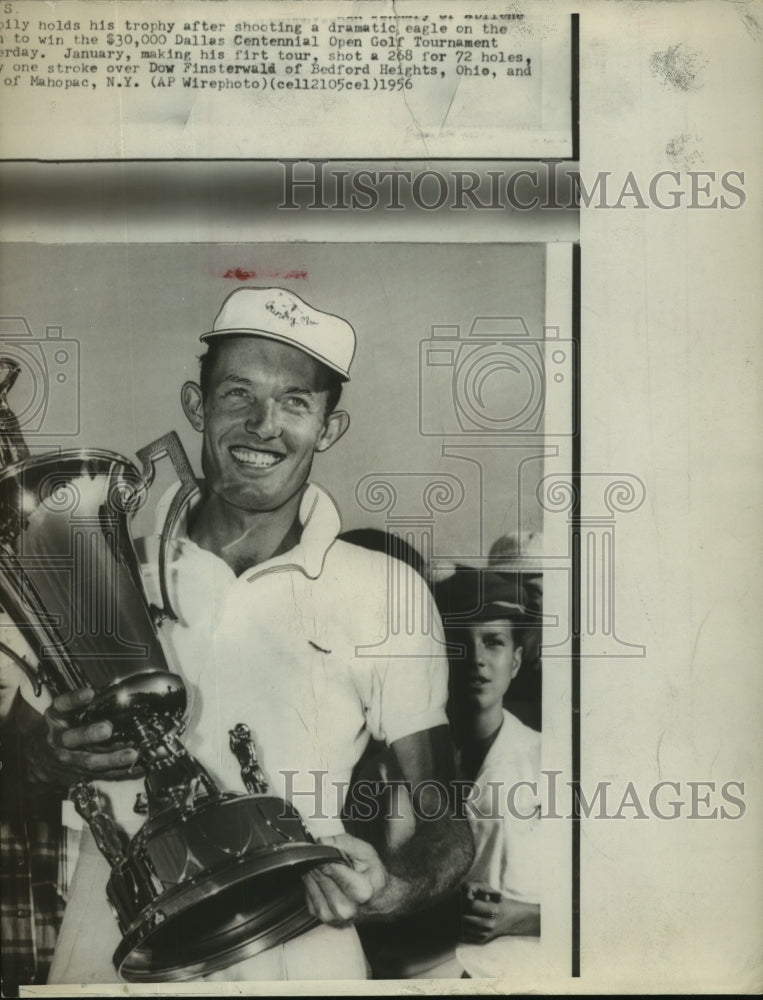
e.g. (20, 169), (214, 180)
(0, 358), (343, 981)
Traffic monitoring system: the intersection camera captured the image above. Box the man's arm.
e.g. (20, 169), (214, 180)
(361, 724), (473, 917)
(303, 724), (474, 924)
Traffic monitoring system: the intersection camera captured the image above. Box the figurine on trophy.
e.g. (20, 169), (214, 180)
(229, 723), (269, 796)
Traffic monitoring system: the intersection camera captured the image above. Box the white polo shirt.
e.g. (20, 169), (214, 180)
(143, 481), (450, 836)
(50, 482), (449, 983)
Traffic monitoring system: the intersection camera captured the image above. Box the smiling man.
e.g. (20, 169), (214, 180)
(38, 287), (474, 984)
(180, 297), (351, 575)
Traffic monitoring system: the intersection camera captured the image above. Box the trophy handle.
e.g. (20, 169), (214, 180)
(0, 638), (43, 696)
(134, 431), (199, 625)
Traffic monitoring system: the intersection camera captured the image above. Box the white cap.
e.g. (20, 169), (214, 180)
(201, 287), (355, 381)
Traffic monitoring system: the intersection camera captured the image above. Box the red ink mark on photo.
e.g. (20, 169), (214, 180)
(222, 268), (308, 281)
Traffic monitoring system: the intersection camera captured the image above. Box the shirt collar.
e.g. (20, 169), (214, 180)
(153, 481), (341, 581)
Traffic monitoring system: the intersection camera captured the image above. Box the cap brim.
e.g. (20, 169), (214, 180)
(199, 328), (351, 382)
(462, 601), (528, 624)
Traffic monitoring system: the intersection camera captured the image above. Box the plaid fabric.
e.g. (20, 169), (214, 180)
(1, 817), (66, 993)
(1, 693), (66, 996)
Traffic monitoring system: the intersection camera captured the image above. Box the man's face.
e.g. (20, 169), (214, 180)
(460, 621), (523, 712)
(182, 336), (348, 513)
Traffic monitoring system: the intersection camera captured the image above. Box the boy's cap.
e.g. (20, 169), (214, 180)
(469, 572), (528, 625)
(201, 287), (356, 381)
(439, 569), (528, 626)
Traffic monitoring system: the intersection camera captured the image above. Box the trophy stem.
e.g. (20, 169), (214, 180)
(72, 715), (224, 873)
(132, 713), (221, 816)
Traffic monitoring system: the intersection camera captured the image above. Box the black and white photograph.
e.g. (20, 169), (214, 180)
(0, 239), (574, 988)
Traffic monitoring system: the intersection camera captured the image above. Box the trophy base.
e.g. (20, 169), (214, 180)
(108, 794), (344, 982)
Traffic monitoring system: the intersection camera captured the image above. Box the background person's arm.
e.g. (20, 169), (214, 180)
(460, 880), (540, 942)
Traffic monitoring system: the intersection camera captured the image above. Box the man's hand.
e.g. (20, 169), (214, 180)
(301, 726), (474, 927)
(302, 833), (388, 926)
(460, 880), (540, 943)
(29, 687), (140, 785)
